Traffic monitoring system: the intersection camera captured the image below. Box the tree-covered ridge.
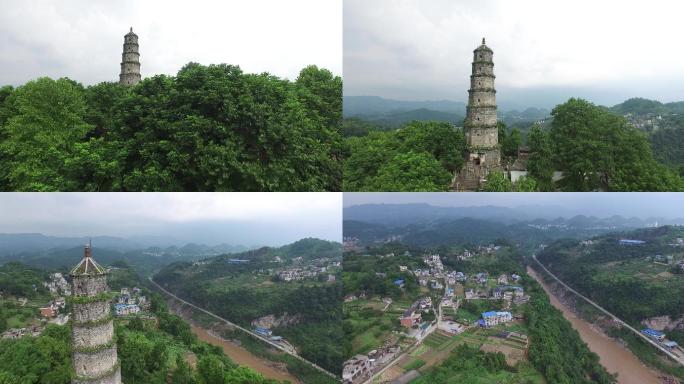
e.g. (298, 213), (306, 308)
(153, 238), (343, 374)
(0, 64), (342, 191)
(526, 98), (684, 191)
(537, 225), (684, 324)
(343, 121), (465, 191)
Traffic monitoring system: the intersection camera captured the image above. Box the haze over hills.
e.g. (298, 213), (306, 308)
(344, 96), (684, 127)
(343, 203), (680, 227)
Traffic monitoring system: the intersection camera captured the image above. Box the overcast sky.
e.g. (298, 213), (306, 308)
(344, 193), (684, 219)
(0, 0), (341, 86)
(344, 0), (684, 108)
(0, 193), (342, 246)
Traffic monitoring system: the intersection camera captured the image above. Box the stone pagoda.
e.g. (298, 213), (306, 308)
(119, 27), (141, 86)
(454, 38), (501, 191)
(70, 243), (121, 384)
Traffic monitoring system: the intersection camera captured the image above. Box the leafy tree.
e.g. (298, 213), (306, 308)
(526, 124), (554, 191)
(368, 152), (452, 192)
(513, 175), (538, 191)
(343, 121), (464, 191)
(550, 98), (682, 191)
(482, 171), (512, 191)
(0, 63), (342, 191)
(0, 77), (92, 191)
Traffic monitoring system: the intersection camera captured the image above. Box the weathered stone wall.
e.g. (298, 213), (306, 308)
(73, 300), (110, 323)
(466, 106), (497, 126)
(467, 126), (498, 148)
(73, 345), (118, 377)
(73, 275), (107, 296)
(472, 75), (495, 89)
(468, 90), (496, 108)
(73, 367), (121, 384)
(473, 62), (494, 76)
(72, 321), (113, 349)
(473, 50), (493, 62)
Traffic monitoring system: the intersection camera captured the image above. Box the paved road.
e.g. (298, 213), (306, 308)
(148, 277), (340, 380)
(531, 255), (684, 366)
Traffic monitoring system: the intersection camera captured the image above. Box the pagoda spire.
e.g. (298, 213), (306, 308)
(119, 27), (141, 86)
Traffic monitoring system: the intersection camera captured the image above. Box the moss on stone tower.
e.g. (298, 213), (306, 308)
(70, 244), (121, 384)
(454, 38), (502, 191)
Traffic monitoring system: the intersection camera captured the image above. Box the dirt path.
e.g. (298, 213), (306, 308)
(190, 324), (300, 383)
(528, 266), (662, 384)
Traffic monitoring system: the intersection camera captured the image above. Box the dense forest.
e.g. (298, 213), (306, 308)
(153, 239), (343, 374)
(536, 226), (684, 324)
(342, 120), (525, 191)
(342, 97), (684, 191)
(0, 63), (342, 191)
(521, 276), (617, 384)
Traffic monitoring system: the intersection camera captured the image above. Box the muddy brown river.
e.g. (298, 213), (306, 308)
(528, 266), (662, 384)
(190, 324), (300, 383)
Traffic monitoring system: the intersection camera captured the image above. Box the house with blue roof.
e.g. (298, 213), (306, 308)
(255, 327), (272, 337)
(619, 239), (646, 245)
(481, 311), (512, 327)
(641, 328), (665, 341)
(114, 303), (140, 316)
(393, 279), (405, 288)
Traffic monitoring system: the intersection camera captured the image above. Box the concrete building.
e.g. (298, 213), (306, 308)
(113, 303), (140, 316)
(455, 38), (501, 191)
(70, 244), (121, 384)
(480, 311), (513, 327)
(343, 354), (372, 384)
(119, 28), (141, 86)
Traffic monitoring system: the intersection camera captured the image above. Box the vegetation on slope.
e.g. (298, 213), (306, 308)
(153, 239), (343, 374)
(0, 64), (342, 191)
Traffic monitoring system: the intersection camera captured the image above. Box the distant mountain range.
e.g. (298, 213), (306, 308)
(343, 203), (684, 247)
(343, 96), (550, 127)
(343, 203), (679, 227)
(0, 233), (258, 274)
(344, 96), (684, 128)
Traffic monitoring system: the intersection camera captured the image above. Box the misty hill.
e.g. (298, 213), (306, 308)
(0, 233), (257, 276)
(209, 237), (341, 264)
(344, 203), (682, 227)
(343, 204), (684, 247)
(610, 97), (684, 116)
(344, 203), (529, 226)
(343, 216), (621, 248)
(343, 96), (466, 116)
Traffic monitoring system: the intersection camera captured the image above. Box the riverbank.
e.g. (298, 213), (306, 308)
(190, 324), (300, 383)
(527, 266), (662, 384)
(163, 297), (301, 383)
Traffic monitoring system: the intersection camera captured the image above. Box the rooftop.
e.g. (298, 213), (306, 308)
(70, 244), (106, 276)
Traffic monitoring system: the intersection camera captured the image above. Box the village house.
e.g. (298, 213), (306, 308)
(480, 311), (513, 327)
(400, 309), (422, 328)
(368, 345), (401, 367)
(497, 274), (508, 285)
(114, 303), (141, 316)
(343, 355), (372, 384)
(465, 289), (478, 300)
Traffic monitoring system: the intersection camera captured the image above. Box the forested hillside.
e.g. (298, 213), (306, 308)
(153, 238), (343, 374)
(537, 226), (684, 324)
(0, 63), (342, 191)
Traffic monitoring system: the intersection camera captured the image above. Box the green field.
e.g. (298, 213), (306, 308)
(344, 299), (401, 355)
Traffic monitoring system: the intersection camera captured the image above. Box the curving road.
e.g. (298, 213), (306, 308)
(148, 277), (340, 380)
